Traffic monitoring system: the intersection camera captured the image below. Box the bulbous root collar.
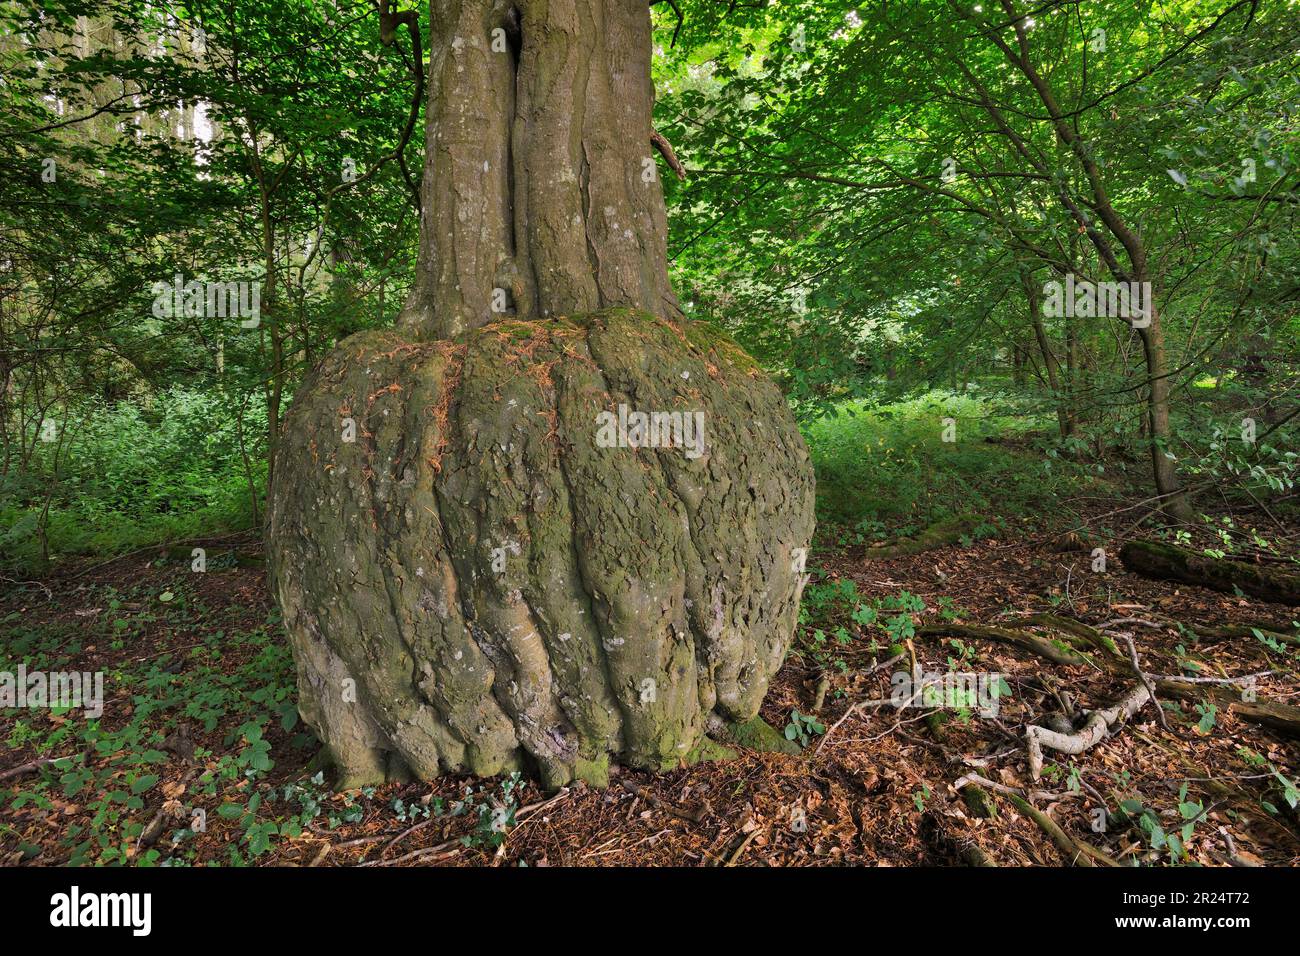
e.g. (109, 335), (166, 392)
(268, 309), (815, 789)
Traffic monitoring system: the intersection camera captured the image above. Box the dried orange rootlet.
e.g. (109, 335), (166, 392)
(269, 308), (815, 789)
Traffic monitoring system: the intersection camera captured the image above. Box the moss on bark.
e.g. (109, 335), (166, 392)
(722, 715), (803, 755)
(269, 309), (815, 787)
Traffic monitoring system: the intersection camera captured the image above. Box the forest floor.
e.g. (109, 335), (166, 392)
(2, 496), (1299, 867)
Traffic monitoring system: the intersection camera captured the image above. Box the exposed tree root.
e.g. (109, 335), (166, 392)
(925, 610), (1300, 780)
(1026, 683), (1152, 781)
(1020, 613), (1125, 661)
(1118, 632), (1168, 731)
(862, 514), (981, 560)
(1005, 795), (1121, 868)
(957, 773), (1116, 866)
(1030, 613), (1300, 744)
(918, 623), (1090, 667)
(1025, 616), (1297, 736)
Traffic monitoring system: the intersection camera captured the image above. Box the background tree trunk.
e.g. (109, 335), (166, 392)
(1023, 271), (1072, 440)
(1136, 302), (1192, 522)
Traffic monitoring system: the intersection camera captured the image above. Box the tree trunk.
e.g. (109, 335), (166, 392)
(266, 0), (815, 789)
(1025, 272), (1071, 440)
(400, 0), (678, 340)
(1135, 306), (1191, 522)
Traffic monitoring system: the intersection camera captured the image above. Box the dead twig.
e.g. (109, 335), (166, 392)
(1119, 633), (1169, 731)
(0, 753), (79, 783)
(361, 789), (571, 867)
(650, 127), (686, 180)
(724, 826), (764, 866)
(620, 779), (703, 824)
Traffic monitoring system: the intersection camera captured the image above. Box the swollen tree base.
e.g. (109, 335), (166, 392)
(269, 309), (815, 789)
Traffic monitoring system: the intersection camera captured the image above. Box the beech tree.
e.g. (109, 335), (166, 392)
(265, 0), (816, 787)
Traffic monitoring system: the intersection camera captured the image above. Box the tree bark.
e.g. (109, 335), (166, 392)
(266, 1), (816, 788)
(400, 0), (679, 340)
(1024, 271), (1072, 440)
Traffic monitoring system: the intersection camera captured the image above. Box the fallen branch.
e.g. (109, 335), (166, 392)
(952, 772), (1064, 805)
(362, 837), (462, 867)
(1189, 622), (1300, 648)
(380, 812), (440, 857)
(861, 652), (906, 675)
(815, 697), (892, 753)
(1157, 681), (1300, 739)
(1120, 539), (1300, 605)
(1099, 616), (1165, 631)
(1154, 671), (1275, 685)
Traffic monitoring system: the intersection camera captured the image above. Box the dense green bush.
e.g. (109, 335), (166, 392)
(1, 387), (267, 568)
(803, 391), (1096, 530)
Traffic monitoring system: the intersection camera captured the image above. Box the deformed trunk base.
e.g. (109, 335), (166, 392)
(269, 310), (815, 789)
